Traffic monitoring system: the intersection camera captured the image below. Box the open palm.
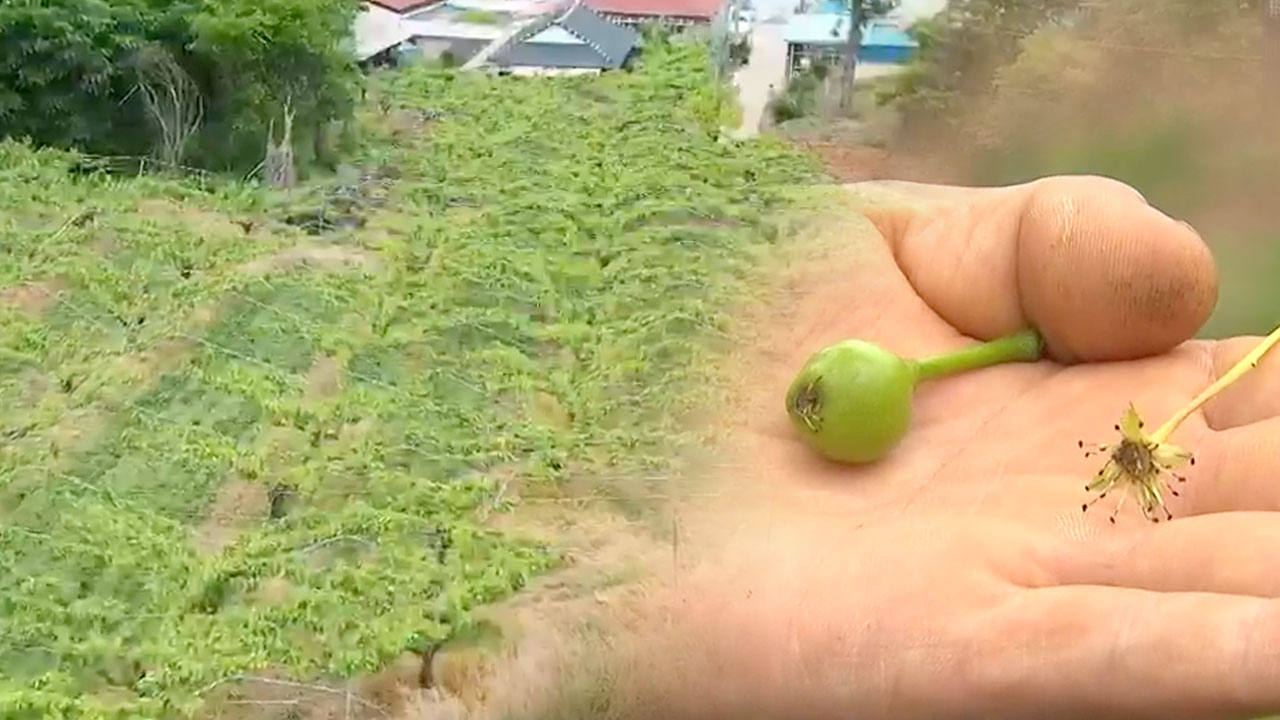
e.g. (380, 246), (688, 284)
(624, 176), (1280, 720)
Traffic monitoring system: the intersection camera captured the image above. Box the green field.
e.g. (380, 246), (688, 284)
(0, 39), (819, 718)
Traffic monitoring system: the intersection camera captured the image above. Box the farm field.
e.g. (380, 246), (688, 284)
(0, 39), (820, 719)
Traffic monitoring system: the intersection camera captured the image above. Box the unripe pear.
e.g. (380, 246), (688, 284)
(785, 329), (1043, 465)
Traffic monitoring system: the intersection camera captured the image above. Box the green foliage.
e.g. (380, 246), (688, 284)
(0, 39), (817, 718)
(877, 0), (1082, 122)
(881, 0), (1265, 127)
(770, 64), (825, 122)
(0, 0), (174, 158)
(0, 0), (360, 173)
(188, 0), (361, 172)
(457, 9), (502, 24)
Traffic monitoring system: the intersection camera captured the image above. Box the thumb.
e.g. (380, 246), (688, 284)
(850, 176), (1218, 363)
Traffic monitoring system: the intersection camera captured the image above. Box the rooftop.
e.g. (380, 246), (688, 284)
(401, 0), (552, 39)
(581, 0), (724, 20)
(782, 12), (918, 47)
(494, 1), (639, 69)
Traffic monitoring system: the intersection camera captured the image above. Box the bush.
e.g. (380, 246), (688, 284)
(769, 69), (821, 123)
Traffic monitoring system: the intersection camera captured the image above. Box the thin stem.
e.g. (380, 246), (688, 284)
(913, 328), (1044, 383)
(1150, 323), (1280, 443)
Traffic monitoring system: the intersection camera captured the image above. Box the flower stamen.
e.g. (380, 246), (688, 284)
(1081, 323), (1280, 525)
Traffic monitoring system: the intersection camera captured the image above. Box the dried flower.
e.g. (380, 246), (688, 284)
(1081, 324), (1280, 524)
(1079, 404), (1194, 524)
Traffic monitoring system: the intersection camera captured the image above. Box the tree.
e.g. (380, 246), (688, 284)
(189, 0), (360, 173)
(876, 0), (1084, 126)
(0, 0), (360, 175)
(1266, 0), (1280, 94)
(838, 0), (897, 113)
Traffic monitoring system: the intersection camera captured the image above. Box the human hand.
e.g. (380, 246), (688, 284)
(586, 176), (1280, 720)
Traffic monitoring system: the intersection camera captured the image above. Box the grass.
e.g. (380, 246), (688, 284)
(0, 38), (820, 718)
(457, 9), (502, 24)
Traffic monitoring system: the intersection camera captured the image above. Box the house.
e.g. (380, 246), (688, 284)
(781, 11), (918, 80)
(581, 0), (726, 29)
(353, 3), (416, 66)
(489, 0), (641, 74)
(860, 18), (917, 63)
(385, 0), (557, 67)
(352, 0), (554, 69)
(352, 0), (639, 74)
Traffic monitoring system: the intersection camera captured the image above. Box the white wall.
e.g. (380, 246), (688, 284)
(354, 3), (413, 60)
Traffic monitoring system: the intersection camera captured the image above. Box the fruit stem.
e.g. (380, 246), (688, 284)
(1150, 323), (1280, 443)
(913, 328), (1044, 383)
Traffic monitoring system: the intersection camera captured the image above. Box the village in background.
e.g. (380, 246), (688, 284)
(352, 0), (936, 140)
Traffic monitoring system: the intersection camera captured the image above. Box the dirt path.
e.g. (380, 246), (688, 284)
(730, 18), (790, 138)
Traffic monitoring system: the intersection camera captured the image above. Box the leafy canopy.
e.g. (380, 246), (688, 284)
(0, 0), (360, 173)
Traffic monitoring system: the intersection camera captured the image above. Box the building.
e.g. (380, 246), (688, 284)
(351, 0), (637, 74)
(781, 10), (918, 80)
(860, 18), (918, 63)
(581, 0), (726, 28)
(407, 0), (563, 67)
(353, 3), (417, 66)
(490, 1), (641, 74)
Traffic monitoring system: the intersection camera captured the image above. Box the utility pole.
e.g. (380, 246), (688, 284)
(712, 0), (734, 82)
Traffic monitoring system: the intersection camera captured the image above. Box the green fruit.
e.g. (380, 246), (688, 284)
(785, 340), (916, 464)
(785, 329), (1044, 465)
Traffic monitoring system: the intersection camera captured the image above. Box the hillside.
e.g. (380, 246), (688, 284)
(0, 39), (820, 719)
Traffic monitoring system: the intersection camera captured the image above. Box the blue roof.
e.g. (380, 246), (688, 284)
(782, 12), (918, 48)
(864, 19), (917, 47)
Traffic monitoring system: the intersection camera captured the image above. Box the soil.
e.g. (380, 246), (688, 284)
(794, 141), (894, 182)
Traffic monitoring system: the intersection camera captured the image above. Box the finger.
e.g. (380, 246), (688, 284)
(1055, 511), (1280, 597)
(1180, 415), (1280, 514)
(1017, 177), (1217, 363)
(856, 175), (1218, 363)
(1202, 334), (1280, 430)
(963, 584), (1280, 720)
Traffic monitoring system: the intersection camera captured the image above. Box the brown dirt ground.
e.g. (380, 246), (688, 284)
(0, 279), (64, 317)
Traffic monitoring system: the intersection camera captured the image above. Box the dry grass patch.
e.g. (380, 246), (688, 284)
(238, 245), (380, 276)
(304, 354), (346, 401)
(135, 197), (249, 239)
(193, 478), (272, 556)
(0, 278), (63, 317)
